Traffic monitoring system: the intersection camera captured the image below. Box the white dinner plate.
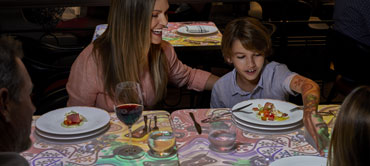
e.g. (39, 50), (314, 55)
(232, 118), (303, 135)
(232, 99), (303, 126)
(35, 124), (110, 140)
(232, 114), (303, 131)
(36, 106), (110, 135)
(270, 156), (327, 166)
(177, 25), (218, 35)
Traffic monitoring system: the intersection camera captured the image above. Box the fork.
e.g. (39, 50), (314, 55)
(152, 116), (159, 131)
(289, 106), (304, 112)
(201, 103), (253, 123)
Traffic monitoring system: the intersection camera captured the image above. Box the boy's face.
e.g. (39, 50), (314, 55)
(227, 39), (265, 84)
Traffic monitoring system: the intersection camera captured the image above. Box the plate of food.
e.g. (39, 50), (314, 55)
(232, 114), (303, 131)
(232, 118), (303, 135)
(35, 124), (110, 140)
(177, 25), (218, 35)
(232, 99), (303, 126)
(36, 106), (110, 135)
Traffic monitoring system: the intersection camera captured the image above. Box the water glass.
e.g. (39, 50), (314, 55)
(208, 120), (237, 153)
(148, 130), (176, 158)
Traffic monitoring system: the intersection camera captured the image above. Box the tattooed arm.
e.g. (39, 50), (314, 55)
(290, 75), (330, 156)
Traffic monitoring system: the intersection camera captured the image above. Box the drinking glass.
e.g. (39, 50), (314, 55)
(114, 81), (144, 159)
(208, 120), (237, 153)
(148, 130), (176, 158)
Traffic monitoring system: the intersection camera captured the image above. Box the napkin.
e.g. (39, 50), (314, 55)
(186, 25), (209, 33)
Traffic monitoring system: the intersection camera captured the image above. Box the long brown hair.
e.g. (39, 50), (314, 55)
(93, 0), (168, 105)
(328, 86), (370, 166)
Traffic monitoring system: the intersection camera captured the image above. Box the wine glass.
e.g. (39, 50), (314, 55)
(114, 81), (144, 159)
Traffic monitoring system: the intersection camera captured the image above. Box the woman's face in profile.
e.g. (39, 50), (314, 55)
(150, 0), (169, 44)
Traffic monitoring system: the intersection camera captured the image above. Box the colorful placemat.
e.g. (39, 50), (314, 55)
(22, 111), (179, 166)
(171, 105), (339, 166)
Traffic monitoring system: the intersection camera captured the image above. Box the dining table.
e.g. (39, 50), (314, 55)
(21, 110), (179, 166)
(21, 104), (339, 165)
(92, 21), (222, 49)
(170, 104), (339, 166)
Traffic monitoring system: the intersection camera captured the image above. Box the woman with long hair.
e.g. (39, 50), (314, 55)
(66, 0), (218, 111)
(328, 86), (370, 166)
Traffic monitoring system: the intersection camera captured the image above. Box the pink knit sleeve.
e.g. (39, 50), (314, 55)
(163, 41), (211, 91)
(66, 44), (100, 107)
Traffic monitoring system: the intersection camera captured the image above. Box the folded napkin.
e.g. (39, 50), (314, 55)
(186, 25), (209, 33)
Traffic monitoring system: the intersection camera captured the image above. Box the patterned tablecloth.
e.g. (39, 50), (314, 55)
(21, 111), (179, 166)
(162, 22), (222, 47)
(171, 105), (339, 166)
(92, 22), (222, 47)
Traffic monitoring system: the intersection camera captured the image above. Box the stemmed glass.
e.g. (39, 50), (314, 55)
(114, 81), (144, 159)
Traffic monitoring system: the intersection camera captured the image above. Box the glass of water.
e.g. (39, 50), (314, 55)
(148, 130), (176, 158)
(208, 120), (237, 153)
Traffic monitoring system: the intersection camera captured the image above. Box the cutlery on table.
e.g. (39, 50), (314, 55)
(143, 115), (148, 133)
(189, 112), (202, 135)
(129, 115), (149, 138)
(201, 103), (253, 123)
(152, 116), (159, 131)
(289, 106), (304, 112)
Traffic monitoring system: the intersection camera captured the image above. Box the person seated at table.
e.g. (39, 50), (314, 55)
(0, 36), (36, 165)
(210, 17), (329, 155)
(327, 86), (370, 166)
(66, 0), (219, 112)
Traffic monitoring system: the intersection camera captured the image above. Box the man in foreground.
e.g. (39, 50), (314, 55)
(0, 36), (36, 165)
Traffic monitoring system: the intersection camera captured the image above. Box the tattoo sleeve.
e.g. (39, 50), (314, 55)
(290, 75), (329, 155)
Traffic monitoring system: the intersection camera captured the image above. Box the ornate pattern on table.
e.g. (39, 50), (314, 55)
(21, 111), (178, 166)
(92, 22), (222, 47)
(171, 105), (339, 166)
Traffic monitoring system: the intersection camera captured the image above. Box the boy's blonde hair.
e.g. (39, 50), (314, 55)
(221, 17), (272, 62)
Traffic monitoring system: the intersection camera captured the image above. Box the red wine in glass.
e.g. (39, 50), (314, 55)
(115, 104), (143, 127)
(114, 81), (145, 159)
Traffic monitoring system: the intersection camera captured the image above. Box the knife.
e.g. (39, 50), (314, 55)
(189, 112), (202, 135)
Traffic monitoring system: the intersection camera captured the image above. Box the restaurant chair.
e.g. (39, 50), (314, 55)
(326, 75), (360, 103)
(325, 29), (370, 103)
(18, 35), (81, 115)
(34, 87), (69, 115)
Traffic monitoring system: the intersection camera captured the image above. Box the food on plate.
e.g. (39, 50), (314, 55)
(252, 102), (289, 121)
(61, 111), (87, 128)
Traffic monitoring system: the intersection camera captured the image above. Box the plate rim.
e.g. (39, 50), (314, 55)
(35, 124), (110, 140)
(232, 114), (303, 130)
(269, 155), (327, 166)
(232, 99), (303, 126)
(35, 106), (110, 135)
(232, 118), (303, 135)
(177, 25), (218, 35)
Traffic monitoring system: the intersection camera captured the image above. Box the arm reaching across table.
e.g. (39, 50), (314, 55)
(290, 75), (330, 156)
